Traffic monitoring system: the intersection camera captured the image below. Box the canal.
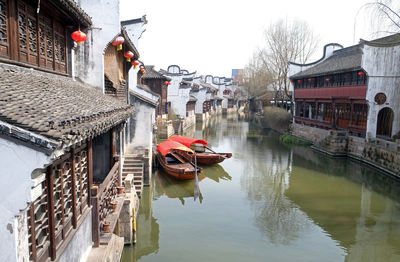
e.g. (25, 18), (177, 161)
(122, 116), (400, 262)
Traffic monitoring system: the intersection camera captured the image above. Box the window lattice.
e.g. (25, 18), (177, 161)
(28, 178), (50, 261)
(0, 0), (7, 43)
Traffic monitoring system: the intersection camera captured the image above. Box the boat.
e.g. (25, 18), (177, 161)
(155, 140), (202, 180)
(168, 135), (232, 165)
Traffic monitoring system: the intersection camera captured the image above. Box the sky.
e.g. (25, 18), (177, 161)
(120, 0), (380, 78)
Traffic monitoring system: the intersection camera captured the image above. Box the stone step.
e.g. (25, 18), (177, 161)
(122, 168), (142, 172)
(133, 176), (142, 181)
(134, 181), (142, 185)
(123, 163), (143, 167)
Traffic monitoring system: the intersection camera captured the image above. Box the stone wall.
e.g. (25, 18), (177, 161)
(292, 123), (400, 176)
(290, 123), (330, 143)
(156, 120), (174, 139)
(349, 136), (400, 176)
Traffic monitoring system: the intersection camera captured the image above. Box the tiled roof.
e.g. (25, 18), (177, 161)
(57, 0), (92, 26)
(142, 66), (170, 80)
(362, 33), (400, 47)
(291, 45), (363, 78)
(0, 64), (134, 147)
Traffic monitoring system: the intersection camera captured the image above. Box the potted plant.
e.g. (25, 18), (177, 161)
(117, 186), (124, 195)
(102, 221), (111, 232)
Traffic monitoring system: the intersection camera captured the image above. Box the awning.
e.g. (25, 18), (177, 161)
(168, 135), (208, 148)
(156, 140), (194, 156)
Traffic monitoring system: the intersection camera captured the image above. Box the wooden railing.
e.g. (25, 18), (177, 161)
(91, 161), (121, 247)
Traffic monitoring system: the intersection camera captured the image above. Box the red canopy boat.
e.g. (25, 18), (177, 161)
(168, 135), (232, 165)
(155, 140), (202, 180)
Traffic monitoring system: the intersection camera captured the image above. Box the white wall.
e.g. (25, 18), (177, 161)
(75, 0), (121, 90)
(123, 21), (146, 92)
(167, 75), (193, 118)
(192, 78), (207, 114)
(0, 136), (50, 262)
(362, 43), (400, 138)
(57, 212), (93, 262)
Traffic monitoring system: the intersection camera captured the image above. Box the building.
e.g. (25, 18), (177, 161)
(0, 0), (155, 261)
(289, 34), (400, 140)
(289, 34), (400, 175)
(141, 65), (171, 117)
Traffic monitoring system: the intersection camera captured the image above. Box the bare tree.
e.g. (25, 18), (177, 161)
(356, 1), (400, 39)
(261, 19), (319, 109)
(244, 19), (319, 110)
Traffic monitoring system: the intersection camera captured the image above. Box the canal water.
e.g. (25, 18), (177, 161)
(122, 116), (400, 262)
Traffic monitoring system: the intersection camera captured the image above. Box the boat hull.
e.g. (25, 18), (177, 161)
(156, 152), (201, 180)
(195, 152), (232, 165)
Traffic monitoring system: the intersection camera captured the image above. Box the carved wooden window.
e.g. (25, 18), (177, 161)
(0, 0), (8, 57)
(28, 177), (51, 262)
(75, 149), (89, 220)
(17, 1), (38, 64)
(0, 0), (68, 73)
(39, 15), (53, 70)
(28, 145), (90, 262)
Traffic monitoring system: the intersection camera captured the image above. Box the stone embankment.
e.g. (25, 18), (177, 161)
(291, 123), (400, 178)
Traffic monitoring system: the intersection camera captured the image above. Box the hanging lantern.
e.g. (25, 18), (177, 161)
(71, 30), (87, 44)
(307, 78), (312, 82)
(124, 51), (134, 62)
(290, 79), (294, 83)
(168, 82), (171, 85)
(131, 60), (139, 69)
(358, 71), (365, 77)
(164, 81), (169, 85)
(112, 36), (125, 51)
(297, 79), (302, 84)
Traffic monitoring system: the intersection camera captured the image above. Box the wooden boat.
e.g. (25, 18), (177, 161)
(168, 135), (232, 165)
(155, 140), (202, 180)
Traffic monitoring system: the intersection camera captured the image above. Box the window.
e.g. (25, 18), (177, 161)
(28, 146), (90, 262)
(295, 101), (304, 117)
(0, 0), (8, 56)
(352, 104), (368, 128)
(0, 0), (68, 73)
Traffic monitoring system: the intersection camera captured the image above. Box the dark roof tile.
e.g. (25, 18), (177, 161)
(291, 45), (363, 78)
(0, 65), (134, 146)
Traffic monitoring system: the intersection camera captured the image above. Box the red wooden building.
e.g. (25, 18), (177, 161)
(290, 45), (368, 136)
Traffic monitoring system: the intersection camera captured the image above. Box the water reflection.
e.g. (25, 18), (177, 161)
(123, 117), (400, 262)
(121, 184), (159, 262)
(154, 164), (232, 205)
(154, 171), (205, 204)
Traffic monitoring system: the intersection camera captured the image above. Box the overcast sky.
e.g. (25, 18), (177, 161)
(120, 0), (379, 77)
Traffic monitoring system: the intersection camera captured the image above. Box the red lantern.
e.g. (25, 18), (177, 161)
(297, 79), (302, 84)
(124, 51), (134, 62)
(358, 71), (364, 77)
(131, 60), (139, 69)
(71, 30), (87, 44)
(112, 36), (125, 51)
(307, 78), (312, 82)
(290, 79), (293, 83)
(164, 81), (169, 85)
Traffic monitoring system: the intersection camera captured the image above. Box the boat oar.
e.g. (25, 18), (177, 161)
(193, 154), (200, 201)
(205, 145), (227, 159)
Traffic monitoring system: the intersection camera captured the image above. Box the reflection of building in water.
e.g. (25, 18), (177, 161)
(286, 147), (400, 261)
(121, 182), (159, 261)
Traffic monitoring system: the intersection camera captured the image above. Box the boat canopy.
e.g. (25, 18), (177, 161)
(156, 140), (194, 156)
(168, 135), (208, 148)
